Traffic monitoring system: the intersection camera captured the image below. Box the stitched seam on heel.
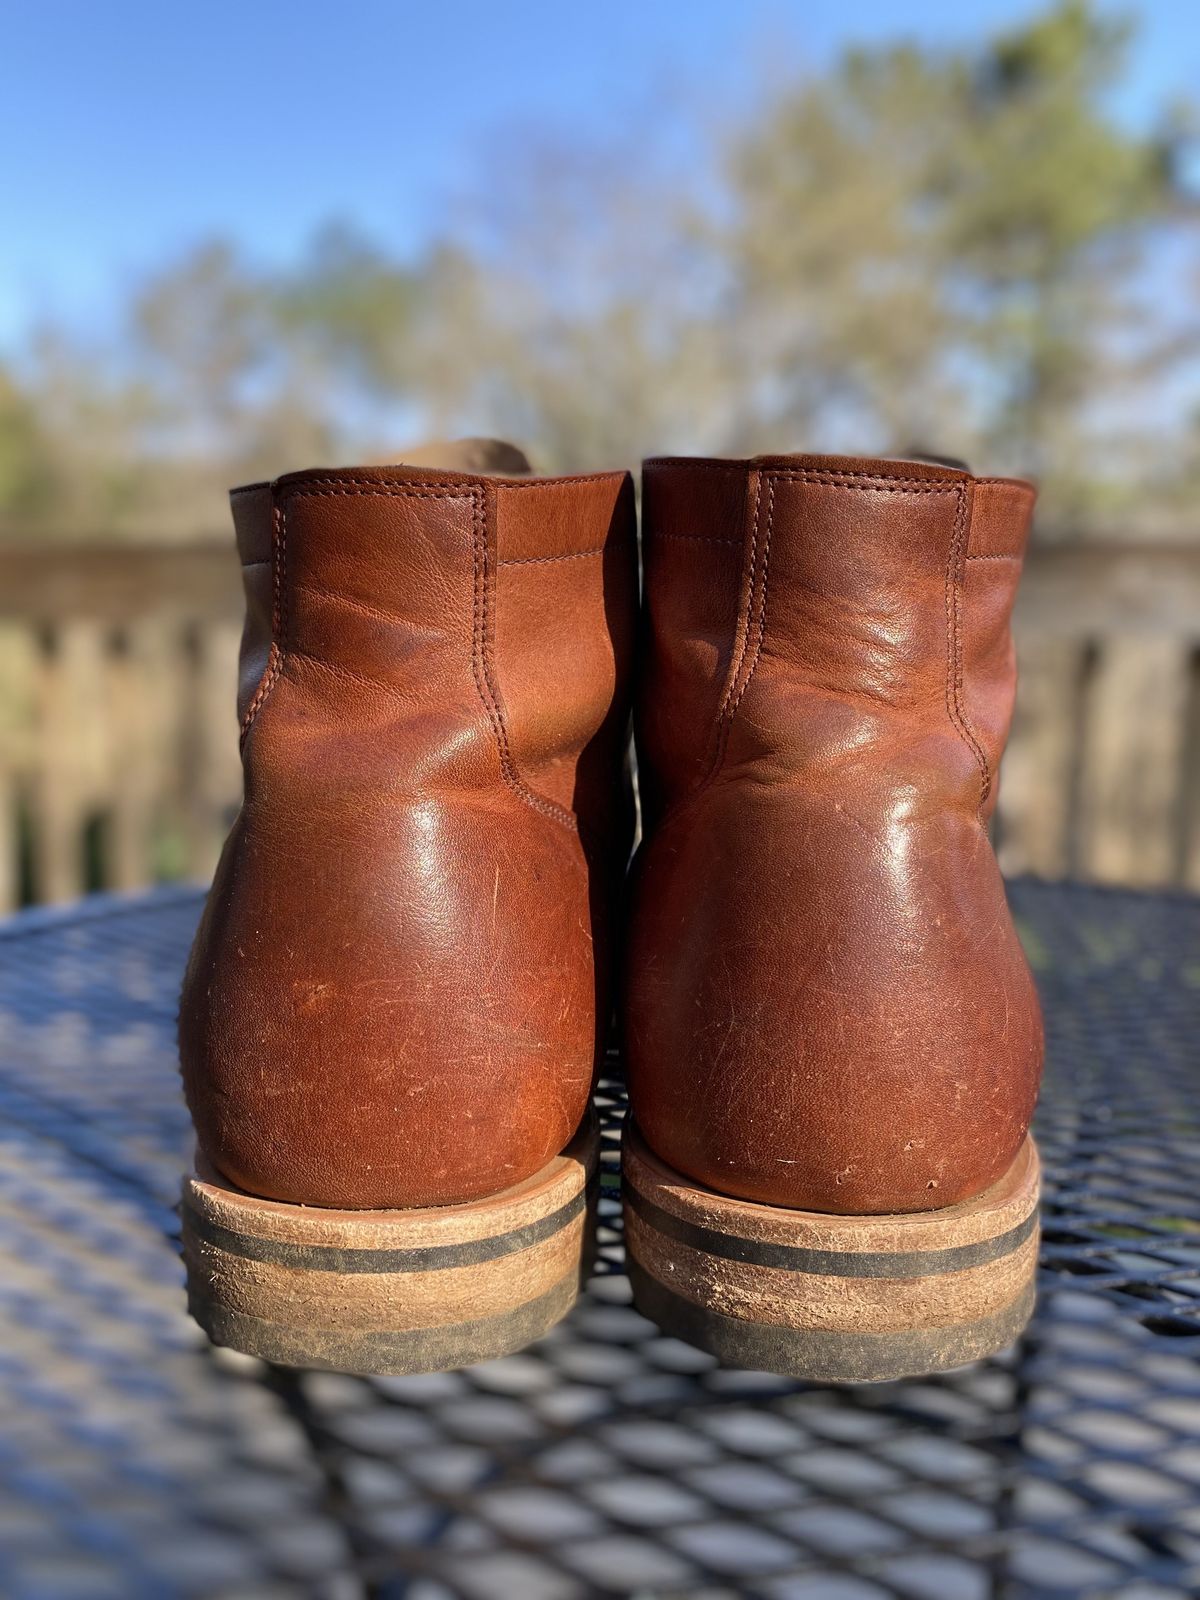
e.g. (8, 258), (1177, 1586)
(719, 470), (764, 722)
(651, 471), (976, 834)
(240, 497), (287, 745)
(696, 470), (764, 788)
(237, 481), (580, 832)
(728, 476), (776, 722)
(703, 474), (777, 791)
(945, 483), (991, 810)
(470, 490), (578, 832)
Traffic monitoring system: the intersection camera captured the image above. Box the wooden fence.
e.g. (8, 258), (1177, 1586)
(997, 543), (1199, 890)
(0, 539), (1197, 909)
(0, 547), (243, 910)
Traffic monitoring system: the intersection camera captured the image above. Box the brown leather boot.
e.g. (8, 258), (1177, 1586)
(623, 454), (1043, 1381)
(179, 443), (636, 1372)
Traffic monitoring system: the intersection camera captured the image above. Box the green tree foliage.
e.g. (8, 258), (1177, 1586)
(0, 1), (1196, 542)
(0, 370), (56, 523)
(714, 0), (1198, 520)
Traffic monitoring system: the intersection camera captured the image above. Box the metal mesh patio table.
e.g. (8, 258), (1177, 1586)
(0, 880), (1197, 1599)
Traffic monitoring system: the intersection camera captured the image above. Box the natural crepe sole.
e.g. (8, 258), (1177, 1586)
(623, 1120), (1039, 1383)
(182, 1118), (598, 1374)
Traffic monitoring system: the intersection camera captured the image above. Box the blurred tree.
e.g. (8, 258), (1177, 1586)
(129, 238), (348, 497)
(402, 142), (735, 471)
(273, 222), (424, 402)
(0, 0), (1196, 540)
(722, 0), (1199, 525)
(0, 236), (420, 539)
(133, 241), (269, 443)
(389, 2), (1200, 524)
(0, 369), (56, 526)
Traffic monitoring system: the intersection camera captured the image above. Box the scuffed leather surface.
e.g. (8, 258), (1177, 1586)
(626, 455), (1044, 1217)
(180, 462), (636, 1209)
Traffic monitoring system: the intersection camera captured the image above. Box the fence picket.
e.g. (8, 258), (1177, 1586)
(1079, 636), (1192, 886)
(996, 637), (1082, 880)
(0, 540), (1196, 902)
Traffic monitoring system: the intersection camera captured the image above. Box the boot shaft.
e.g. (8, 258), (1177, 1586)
(638, 454), (1033, 825)
(627, 453), (1043, 1219)
(181, 459), (637, 1213)
(231, 462), (636, 834)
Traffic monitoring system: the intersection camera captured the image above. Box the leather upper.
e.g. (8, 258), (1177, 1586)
(626, 454), (1044, 1216)
(180, 457), (637, 1209)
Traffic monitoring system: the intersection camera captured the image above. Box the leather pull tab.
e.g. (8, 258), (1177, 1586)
(392, 438), (534, 476)
(895, 446), (973, 472)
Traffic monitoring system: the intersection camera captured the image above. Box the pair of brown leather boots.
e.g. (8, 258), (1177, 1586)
(179, 442), (1042, 1384)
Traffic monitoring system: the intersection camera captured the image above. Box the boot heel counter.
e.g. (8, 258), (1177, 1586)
(628, 792), (1043, 1218)
(180, 768), (607, 1210)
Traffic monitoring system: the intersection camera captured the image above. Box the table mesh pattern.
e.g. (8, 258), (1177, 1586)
(0, 882), (1196, 1599)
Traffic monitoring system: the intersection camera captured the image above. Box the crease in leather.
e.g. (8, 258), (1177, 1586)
(241, 475), (632, 835)
(649, 468), (988, 826)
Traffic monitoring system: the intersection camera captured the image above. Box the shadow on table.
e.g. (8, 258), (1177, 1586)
(0, 884), (1197, 1599)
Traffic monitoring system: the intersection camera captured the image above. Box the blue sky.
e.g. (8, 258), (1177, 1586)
(2, 1), (1196, 347)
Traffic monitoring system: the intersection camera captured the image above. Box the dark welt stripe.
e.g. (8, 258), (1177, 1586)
(623, 1180), (1037, 1279)
(185, 1188), (586, 1275)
